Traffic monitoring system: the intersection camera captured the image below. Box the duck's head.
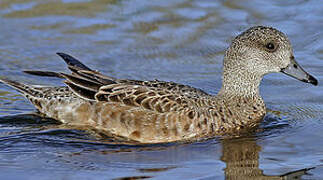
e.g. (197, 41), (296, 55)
(224, 26), (317, 86)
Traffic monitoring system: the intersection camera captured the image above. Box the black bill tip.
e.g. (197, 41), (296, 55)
(302, 75), (318, 86)
(308, 75), (318, 86)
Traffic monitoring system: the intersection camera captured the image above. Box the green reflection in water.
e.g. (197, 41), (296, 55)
(0, 0), (33, 10)
(3, 0), (118, 18)
(64, 24), (115, 34)
(30, 22), (69, 30)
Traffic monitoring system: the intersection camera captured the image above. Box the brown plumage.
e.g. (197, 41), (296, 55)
(0, 26), (318, 143)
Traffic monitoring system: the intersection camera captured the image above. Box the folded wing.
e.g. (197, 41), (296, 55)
(24, 53), (211, 112)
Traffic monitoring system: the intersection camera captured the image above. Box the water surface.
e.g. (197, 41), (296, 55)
(0, 0), (322, 179)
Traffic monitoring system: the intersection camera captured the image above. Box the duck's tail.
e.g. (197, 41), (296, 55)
(0, 52), (91, 97)
(0, 78), (40, 97)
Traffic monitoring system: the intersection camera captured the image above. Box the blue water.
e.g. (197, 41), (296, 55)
(0, 0), (322, 179)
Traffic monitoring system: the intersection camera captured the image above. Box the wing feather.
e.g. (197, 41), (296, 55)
(22, 52), (211, 108)
(94, 84), (194, 113)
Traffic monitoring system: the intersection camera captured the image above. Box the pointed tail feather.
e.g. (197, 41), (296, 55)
(55, 52), (116, 81)
(56, 52), (92, 72)
(53, 52), (119, 100)
(0, 78), (38, 96)
(6, 53), (120, 102)
(23, 52), (93, 78)
(23, 70), (64, 78)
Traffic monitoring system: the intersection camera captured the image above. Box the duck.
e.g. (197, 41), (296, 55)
(0, 26), (318, 143)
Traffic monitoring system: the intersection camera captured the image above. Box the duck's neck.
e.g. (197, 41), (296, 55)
(216, 68), (266, 126)
(217, 68), (263, 100)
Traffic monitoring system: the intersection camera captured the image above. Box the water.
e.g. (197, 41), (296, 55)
(0, 0), (322, 179)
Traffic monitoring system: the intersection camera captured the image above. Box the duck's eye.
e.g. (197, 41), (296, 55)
(265, 42), (276, 52)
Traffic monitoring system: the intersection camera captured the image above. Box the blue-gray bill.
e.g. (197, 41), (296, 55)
(281, 57), (318, 86)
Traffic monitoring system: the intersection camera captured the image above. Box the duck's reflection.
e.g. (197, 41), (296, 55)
(220, 137), (313, 179)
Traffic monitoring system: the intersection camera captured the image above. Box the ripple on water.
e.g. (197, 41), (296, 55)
(0, 0), (322, 179)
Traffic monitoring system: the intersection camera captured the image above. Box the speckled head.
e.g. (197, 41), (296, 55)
(220, 26), (317, 97)
(231, 26), (291, 73)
